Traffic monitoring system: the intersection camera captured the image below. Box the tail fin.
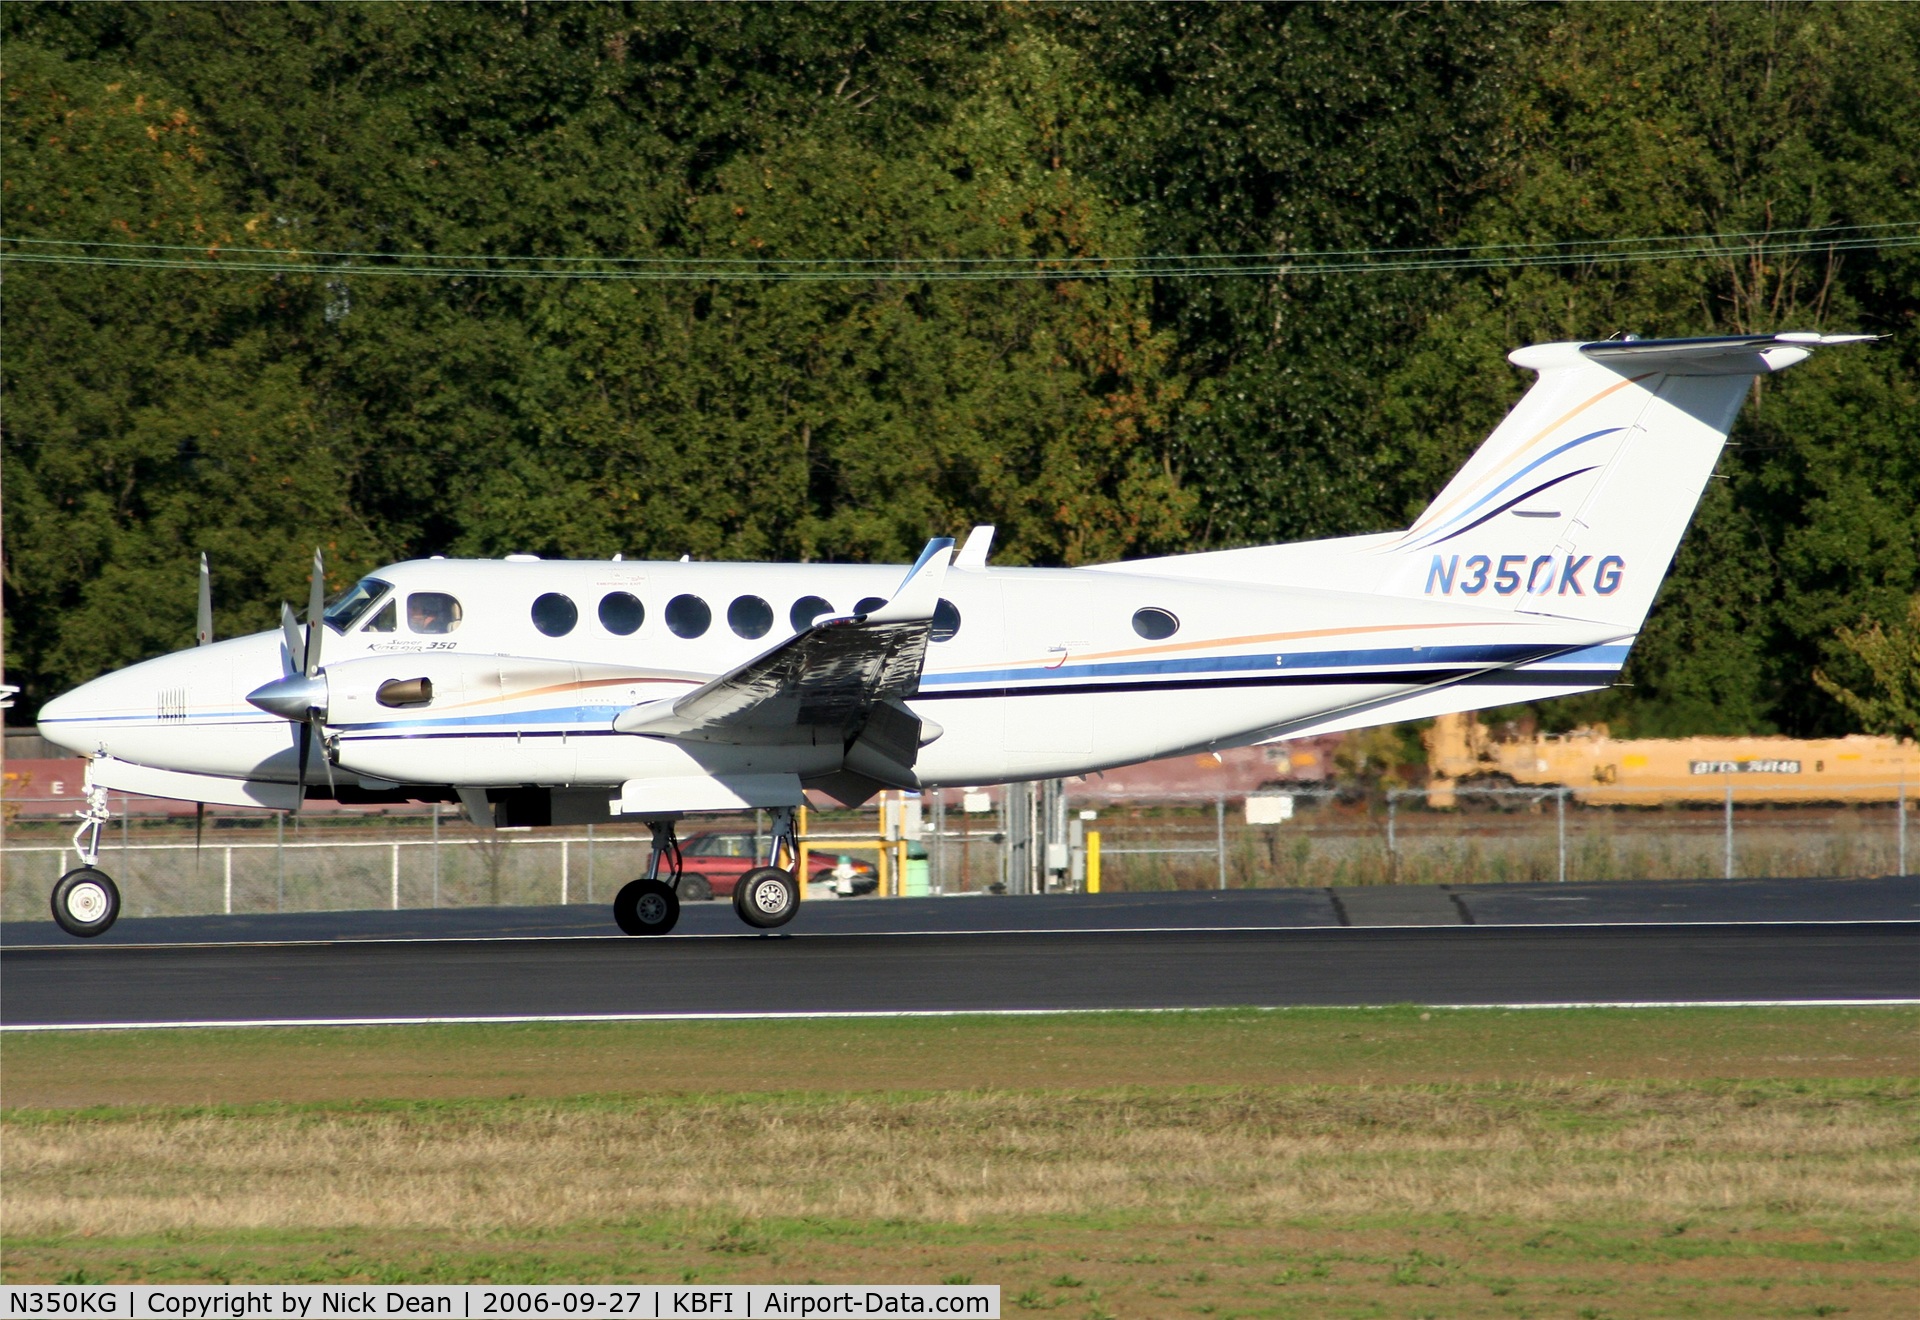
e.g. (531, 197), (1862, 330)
(1380, 333), (1872, 630)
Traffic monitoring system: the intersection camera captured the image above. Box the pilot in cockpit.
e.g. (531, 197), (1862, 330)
(408, 592), (462, 634)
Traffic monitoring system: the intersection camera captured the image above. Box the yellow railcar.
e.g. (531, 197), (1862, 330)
(1426, 712), (1920, 806)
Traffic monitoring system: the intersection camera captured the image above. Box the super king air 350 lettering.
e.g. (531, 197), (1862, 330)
(37, 332), (1873, 938)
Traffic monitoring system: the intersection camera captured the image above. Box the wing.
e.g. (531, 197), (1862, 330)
(612, 538), (954, 749)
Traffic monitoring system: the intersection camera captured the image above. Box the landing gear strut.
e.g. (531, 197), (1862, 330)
(52, 775), (120, 938)
(613, 820), (683, 936)
(611, 811), (804, 936)
(734, 807), (800, 931)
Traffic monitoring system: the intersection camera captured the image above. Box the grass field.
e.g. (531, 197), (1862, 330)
(4, 1007), (1917, 1316)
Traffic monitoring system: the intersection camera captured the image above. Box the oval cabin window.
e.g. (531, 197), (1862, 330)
(665, 594), (711, 639)
(531, 592), (578, 637)
(406, 592), (463, 635)
(599, 591), (644, 636)
(1131, 607), (1179, 640)
(931, 598), (962, 642)
(728, 595), (774, 639)
(854, 596), (888, 616)
(789, 595), (833, 632)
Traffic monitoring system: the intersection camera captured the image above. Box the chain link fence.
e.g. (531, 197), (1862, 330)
(2, 783), (1912, 921)
(1036, 784), (1913, 894)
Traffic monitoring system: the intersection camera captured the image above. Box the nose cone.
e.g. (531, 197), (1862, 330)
(36, 685), (98, 754)
(247, 673), (328, 722)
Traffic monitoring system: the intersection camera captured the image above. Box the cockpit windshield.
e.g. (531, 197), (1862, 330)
(323, 578), (393, 633)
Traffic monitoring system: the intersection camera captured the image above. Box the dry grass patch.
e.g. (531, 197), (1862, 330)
(5, 1082), (1917, 1238)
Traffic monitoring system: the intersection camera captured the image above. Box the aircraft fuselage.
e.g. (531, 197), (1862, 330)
(41, 554), (1622, 795)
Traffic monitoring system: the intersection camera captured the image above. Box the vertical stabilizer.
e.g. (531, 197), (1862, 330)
(1378, 333), (1871, 630)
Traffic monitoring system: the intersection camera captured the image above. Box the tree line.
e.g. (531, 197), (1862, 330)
(4, 2), (1916, 737)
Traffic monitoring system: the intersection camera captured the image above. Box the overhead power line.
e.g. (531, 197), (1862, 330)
(2, 223), (1916, 283)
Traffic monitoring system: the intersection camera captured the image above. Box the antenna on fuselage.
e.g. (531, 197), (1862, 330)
(195, 553), (213, 646)
(192, 552), (218, 859)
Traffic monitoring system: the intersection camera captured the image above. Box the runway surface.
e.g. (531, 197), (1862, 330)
(5, 873), (1916, 947)
(3, 877), (1915, 1028)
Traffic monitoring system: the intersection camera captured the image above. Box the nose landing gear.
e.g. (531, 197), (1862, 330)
(53, 775), (121, 938)
(52, 866), (120, 938)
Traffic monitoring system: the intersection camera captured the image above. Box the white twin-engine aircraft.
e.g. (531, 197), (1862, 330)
(38, 332), (1870, 937)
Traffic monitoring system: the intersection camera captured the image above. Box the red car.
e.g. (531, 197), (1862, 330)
(674, 831), (876, 901)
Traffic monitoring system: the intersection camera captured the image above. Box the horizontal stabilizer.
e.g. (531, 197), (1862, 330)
(1578, 331), (1876, 375)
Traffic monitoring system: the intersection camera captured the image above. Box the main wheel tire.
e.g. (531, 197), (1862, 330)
(676, 872), (713, 902)
(613, 877), (680, 936)
(734, 866), (799, 930)
(51, 867), (120, 939)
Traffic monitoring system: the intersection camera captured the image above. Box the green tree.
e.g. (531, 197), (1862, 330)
(1, 41), (376, 709)
(1815, 595), (1920, 741)
(1368, 1), (1920, 737)
(1049, 1), (1543, 546)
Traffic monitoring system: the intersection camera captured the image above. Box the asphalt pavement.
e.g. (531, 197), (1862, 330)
(4, 873), (1914, 947)
(1, 876), (1914, 1028)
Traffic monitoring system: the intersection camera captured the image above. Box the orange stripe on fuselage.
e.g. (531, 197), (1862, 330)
(432, 673), (701, 713)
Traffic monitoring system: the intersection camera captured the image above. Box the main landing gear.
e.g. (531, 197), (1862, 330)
(735, 806), (801, 930)
(52, 778), (120, 938)
(612, 811), (802, 936)
(614, 821), (684, 936)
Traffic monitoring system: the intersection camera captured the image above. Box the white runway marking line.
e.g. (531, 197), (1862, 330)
(6, 999), (1919, 1032)
(3, 916), (1915, 952)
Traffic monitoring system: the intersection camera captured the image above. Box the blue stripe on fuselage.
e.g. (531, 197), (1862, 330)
(918, 642), (1561, 688)
(333, 641), (1595, 732)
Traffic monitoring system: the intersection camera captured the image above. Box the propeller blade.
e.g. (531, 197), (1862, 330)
(315, 719), (339, 799)
(280, 603), (302, 673)
(195, 801), (205, 855)
(303, 548), (326, 679)
(294, 721), (312, 814)
(196, 553), (213, 646)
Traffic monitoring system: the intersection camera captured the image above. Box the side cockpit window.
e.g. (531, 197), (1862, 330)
(323, 578), (392, 633)
(363, 600), (397, 633)
(407, 592), (463, 634)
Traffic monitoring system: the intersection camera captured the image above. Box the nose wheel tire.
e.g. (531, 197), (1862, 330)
(613, 878), (680, 936)
(734, 867), (799, 930)
(51, 867), (121, 939)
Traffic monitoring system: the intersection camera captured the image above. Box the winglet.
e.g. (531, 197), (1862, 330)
(955, 525), (996, 570)
(865, 537), (955, 623)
